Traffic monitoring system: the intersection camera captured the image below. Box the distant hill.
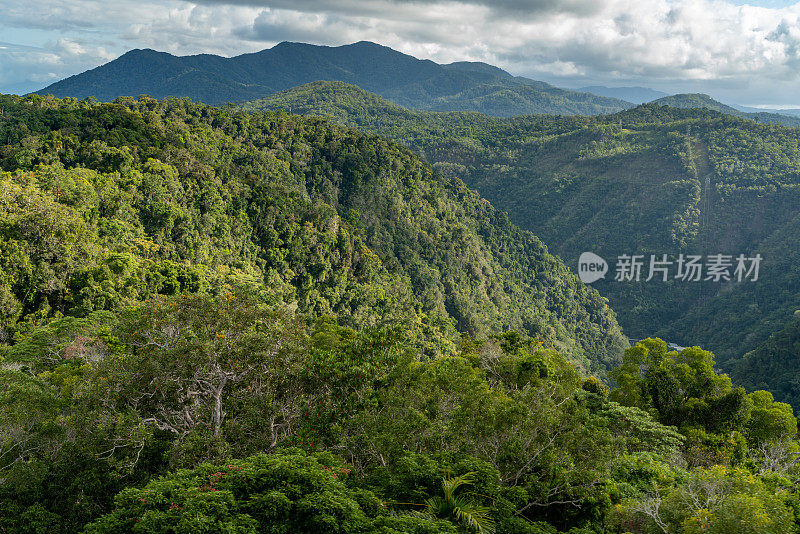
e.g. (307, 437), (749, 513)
(578, 85), (668, 104)
(35, 41), (633, 117)
(735, 105), (800, 117)
(240, 81), (412, 123)
(653, 93), (800, 127)
(652, 93), (743, 114)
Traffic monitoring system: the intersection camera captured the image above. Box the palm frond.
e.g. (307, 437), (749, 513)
(442, 472), (475, 501)
(452, 496), (495, 534)
(424, 472), (495, 534)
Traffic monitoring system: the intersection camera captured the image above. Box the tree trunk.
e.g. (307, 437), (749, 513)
(211, 376), (227, 436)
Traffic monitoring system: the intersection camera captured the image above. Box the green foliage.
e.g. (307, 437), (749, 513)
(83, 449), (457, 534)
(614, 465), (797, 534)
(611, 338), (799, 471)
(0, 287), (794, 534)
(424, 473), (495, 533)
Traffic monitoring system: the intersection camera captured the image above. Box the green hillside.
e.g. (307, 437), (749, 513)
(242, 82), (800, 401)
(0, 92), (627, 373)
(735, 315), (800, 408)
(407, 78), (633, 116)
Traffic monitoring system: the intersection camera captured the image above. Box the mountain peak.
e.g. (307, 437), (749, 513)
(268, 41), (389, 52)
(35, 40), (633, 115)
(271, 41), (314, 49)
(348, 40), (388, 48)
(652, 93), (740, 114)
(119, 48), (171, 58)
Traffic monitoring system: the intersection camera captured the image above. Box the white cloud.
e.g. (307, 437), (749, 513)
(0, 39), (116, 93)
(4, 0), (800, 105)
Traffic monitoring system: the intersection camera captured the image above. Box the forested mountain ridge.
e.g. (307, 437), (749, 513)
(0, 92), (627, 372)
(35, 41), (633, 117)
(242, 81), (800, 405)
(652, 93), (800, 127)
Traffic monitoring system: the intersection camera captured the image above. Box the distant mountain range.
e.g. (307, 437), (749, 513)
(651, 93), (800, 127)
(573, 88), (800, 126)
(735, 105), (800, 117)
(35, 41), (635, 117)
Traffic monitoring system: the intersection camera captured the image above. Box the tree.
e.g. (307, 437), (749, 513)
(618, 466), (796, 534)
(425, 473), (495, 534)
(83, 449), (455, 534)
(110, 289), (309, 455)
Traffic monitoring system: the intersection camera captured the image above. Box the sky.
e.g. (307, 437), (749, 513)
(3, 0), (800, 106)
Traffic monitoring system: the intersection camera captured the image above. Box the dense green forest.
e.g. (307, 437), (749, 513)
(3, 92), (800, 533)
(242, 81), (800, 409)
(0, 93), (627, 372)
(36, 41), (632, 117)
(5, 285), (799, 532)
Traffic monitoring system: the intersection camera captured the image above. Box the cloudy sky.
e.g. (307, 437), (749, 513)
(3, 0), (800, 106)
